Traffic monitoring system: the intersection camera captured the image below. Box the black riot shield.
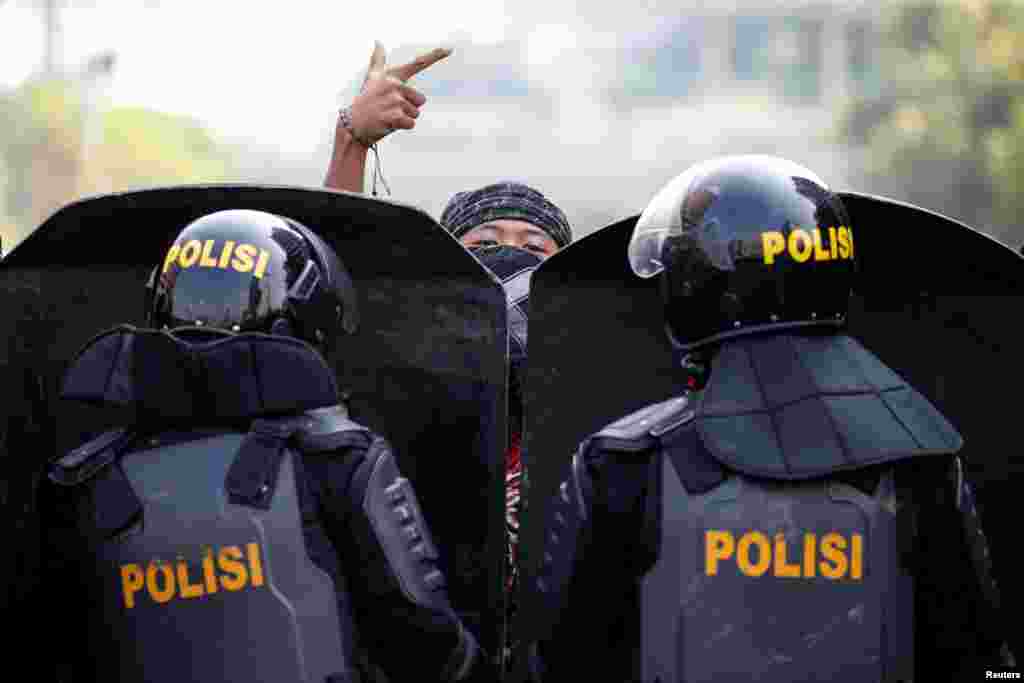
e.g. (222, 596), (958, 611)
(0, 282), (53, 657)
(515, 195), (1024, 669)
(0, 185), (509, 661)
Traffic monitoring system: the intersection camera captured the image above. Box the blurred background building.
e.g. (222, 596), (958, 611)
(1, 0), (1020, 252)
(384, 0), (886, 233)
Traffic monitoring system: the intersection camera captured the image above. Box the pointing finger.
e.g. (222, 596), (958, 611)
(388, 46), (452, 82)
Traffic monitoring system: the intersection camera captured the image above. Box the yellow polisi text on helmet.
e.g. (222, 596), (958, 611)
(705, 530), (864, 580)
(162, 240), (271, 279)
(119, 542), (266, 609)
(761, 227), (854, 265)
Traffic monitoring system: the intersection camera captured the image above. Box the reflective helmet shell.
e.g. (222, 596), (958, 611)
(148, 209), (358, 347)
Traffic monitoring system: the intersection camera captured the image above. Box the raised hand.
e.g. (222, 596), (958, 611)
(349, 41), (452, 146)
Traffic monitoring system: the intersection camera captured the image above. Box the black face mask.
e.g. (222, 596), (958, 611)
(470, 245), (542, 430)
(469, 244), (540, 266)
(469, 245), (542, 367)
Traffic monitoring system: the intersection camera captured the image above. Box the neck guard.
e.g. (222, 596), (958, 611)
(696, 332), (963, 480)
(61, 325), (340, 422)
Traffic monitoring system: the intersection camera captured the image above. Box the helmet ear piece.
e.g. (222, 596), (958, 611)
(282, 219), (360, 337)
(286, 259), (322, 303)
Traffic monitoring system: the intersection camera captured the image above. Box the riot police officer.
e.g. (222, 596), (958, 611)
(33, 209), (491, 683)
(524, 156), (1015, 682)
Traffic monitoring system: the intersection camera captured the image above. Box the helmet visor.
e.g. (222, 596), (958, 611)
(629, 165), (710, 279)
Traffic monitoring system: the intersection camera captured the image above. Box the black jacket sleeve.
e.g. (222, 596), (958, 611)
(301, 442), (492, 682)
(527, 445), (654, 683)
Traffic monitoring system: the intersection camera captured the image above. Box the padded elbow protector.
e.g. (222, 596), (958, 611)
(360, 440), (453, 615)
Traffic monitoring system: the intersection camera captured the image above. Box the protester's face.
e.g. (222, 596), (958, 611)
(459, 219), (559, 258)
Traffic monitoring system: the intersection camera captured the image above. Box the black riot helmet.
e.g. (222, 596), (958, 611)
(628, 155), (855, 352)
(147, 209), (358, 348)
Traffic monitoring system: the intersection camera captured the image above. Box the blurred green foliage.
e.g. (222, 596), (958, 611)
(0, 77), (234, 255)
(838, 0), (1024, 242)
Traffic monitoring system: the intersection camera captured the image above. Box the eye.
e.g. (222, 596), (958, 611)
(472, 239), (499, 247)
(525, 244), (547, 254)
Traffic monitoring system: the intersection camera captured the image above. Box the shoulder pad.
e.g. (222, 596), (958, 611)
(294, 405), (373, 454)
(61, 327), (340, 421)
(49, 428), (132, 487)
(592, 395), (694, 446)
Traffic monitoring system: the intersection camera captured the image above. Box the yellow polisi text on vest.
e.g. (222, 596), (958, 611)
(162, 240), (271, 279)
(120, 543), (266, 609)
(761, 227), (854, 265)
(704, 530), (864, 580)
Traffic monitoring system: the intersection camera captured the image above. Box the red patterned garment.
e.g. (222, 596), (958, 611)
(506, 431), (522, 594)
(502, 431), (523, 672)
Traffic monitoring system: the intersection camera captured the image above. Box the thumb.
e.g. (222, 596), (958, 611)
(367, 41), (386, 77)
